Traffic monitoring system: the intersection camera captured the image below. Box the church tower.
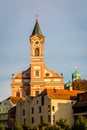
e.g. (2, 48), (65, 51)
(29, 16), (45, 96)
(11, 16), (64, 98)
(29, 16), (64, 96)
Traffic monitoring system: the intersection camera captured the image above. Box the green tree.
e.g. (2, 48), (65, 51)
(14, 121), (23, 130)
(72, 116), (87, 130)
(0, 123), (5, 130)
(22, 122), (31, 130)
(37, 119), (48, 130)
(56, 118), (71, 130)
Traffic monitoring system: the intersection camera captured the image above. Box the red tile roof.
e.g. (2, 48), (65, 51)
(44, 89), (84, 100)
(10, 96), (21, 105)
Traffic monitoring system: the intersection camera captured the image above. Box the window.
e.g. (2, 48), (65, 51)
(52, 115), (55, 122)
(48, 105), (50, 112)
(23, 109), (25, 116)
(32, 107), (34, 114)
(35, 48), (39, 56)
(24, 118), (26, 124)
(37, 100), (38, 104)
(20, 102), (22, 105)
(48, 115), (51, 122)
(27, 100), (29, 103)
(41, 96), (44, 105)
(39, 106), (41, 113)
(79, 95), (83, 101)
(45, 73), (50, 77)
(31, 117), (34, 124)
(52, 106), (55, 111)
(35, 91), (39, 96)
(35, 70), (39, 77)
(16, 92), (20, 97)
(40, 116), (43, 124)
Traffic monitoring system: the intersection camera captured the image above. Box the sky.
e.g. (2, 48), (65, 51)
(0, 0), (87, 101)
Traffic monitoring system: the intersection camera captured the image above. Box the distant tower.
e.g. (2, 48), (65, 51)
(72, 70), (81, 81)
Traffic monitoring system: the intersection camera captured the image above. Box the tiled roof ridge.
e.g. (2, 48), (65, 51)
(45, 89), (84, 100)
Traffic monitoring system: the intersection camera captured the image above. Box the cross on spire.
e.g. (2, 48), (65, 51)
(36, 14), (38, 22)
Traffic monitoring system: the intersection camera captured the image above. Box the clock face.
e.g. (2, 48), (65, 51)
(35, 41), (39, 45)
(34, 40), (40, 46)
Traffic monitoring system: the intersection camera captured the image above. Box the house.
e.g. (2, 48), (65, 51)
(16, 89), (83, 128)
(0, 97), (20, 128)
(73, 92), (87, 120)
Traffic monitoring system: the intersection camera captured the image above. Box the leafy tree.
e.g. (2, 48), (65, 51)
(0, 123), (5, 130)
(56, 118), (71, 130)
(14, 121), (23, 130)
(46, 123), (61, 130)
(72, 116), (87, 130)
(14, 125), (23, 130)
(22, 122), (31, 130)
(38, 119), (48, 130)
(72, 79), (87, 90)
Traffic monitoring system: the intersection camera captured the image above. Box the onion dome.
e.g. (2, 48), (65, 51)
(72, 70), (81, 81)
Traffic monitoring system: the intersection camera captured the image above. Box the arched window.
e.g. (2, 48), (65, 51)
(35, 48), (39, 56)
(16, 92), (20, 97)
(35, 70), (39, 77)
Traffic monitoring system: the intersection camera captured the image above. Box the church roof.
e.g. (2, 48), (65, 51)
(31, 16), (43, 36)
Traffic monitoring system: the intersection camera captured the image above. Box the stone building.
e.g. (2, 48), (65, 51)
(11, 17), (64, 98)
(16, 89), (83, 127)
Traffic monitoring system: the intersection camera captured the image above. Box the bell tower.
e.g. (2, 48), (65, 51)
(29, 16), (45, 96)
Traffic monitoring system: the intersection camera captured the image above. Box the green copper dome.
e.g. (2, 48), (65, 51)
(64, 80), (72, 89)
(72, 70), (81, 81)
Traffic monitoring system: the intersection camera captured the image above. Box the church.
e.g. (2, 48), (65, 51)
(11, 16), (64, 98)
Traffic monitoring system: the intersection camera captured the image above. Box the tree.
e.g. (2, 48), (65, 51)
(0, 123), (5, 130)
(46, 123), (61, 130)
(14, 121), (23, 130)
(22, 122), (31, 130)
(72, 79), (87, 90)
(56, 118), (71, 130)
(72, 116), (87, 130)
(38, 119), (48, 130)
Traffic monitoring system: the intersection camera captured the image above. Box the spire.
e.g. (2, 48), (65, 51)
(31, 15), (43, 36)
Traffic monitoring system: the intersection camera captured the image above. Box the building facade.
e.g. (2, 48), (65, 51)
(73, 92), (87, 120)
(0, 97), (20, 128)
(11, 17), (64, 98)
(16, 89), (83, 128)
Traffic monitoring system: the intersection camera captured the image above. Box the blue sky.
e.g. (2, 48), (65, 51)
(0, 0), (87, 101)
